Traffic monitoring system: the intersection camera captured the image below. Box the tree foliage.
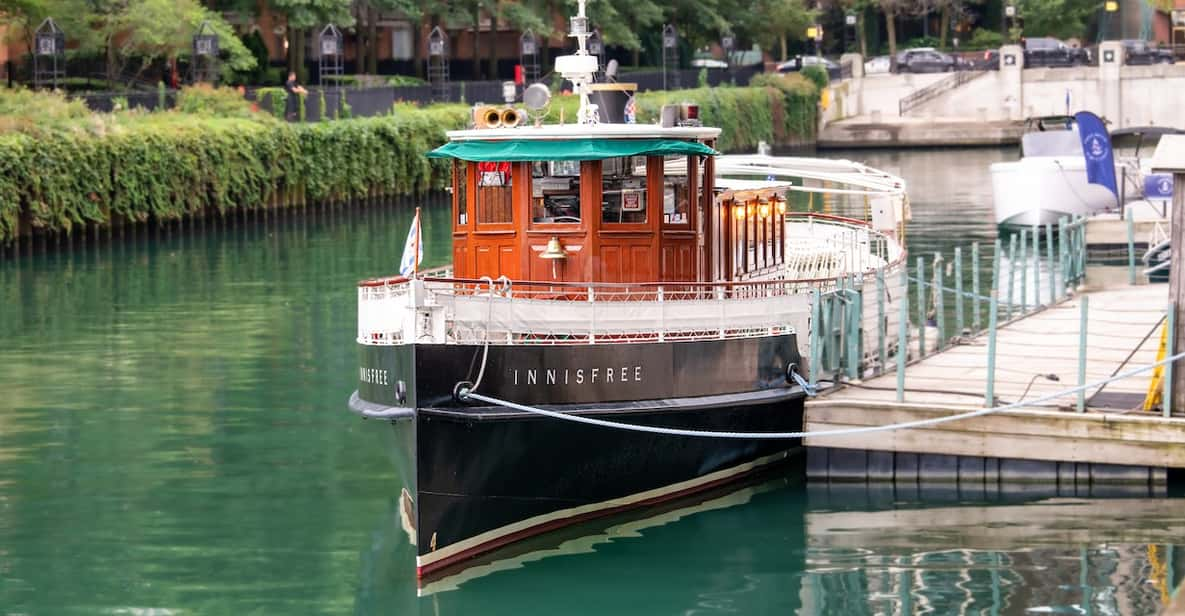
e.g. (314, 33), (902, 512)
(1016, 0), (1097, 40)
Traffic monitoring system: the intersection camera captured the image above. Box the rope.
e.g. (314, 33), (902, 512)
(457, 349), (1185, 440)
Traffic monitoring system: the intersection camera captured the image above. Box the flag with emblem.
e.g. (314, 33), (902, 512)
(399, 207), (423, 278)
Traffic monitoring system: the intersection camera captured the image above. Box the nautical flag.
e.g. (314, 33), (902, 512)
(399, 207), (423, 278)
(1073, 111), (1118, 201)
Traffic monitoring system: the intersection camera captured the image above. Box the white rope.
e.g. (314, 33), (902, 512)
(458, 349), (1185, 440)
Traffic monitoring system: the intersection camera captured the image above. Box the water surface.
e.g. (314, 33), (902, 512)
(1, 150), (1181, 614)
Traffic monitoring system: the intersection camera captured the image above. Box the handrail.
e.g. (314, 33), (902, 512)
(898, 69), (988, 116)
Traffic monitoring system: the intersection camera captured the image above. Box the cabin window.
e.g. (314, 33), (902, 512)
(601, 156), (648, 224)
(530, 161), (581, 224)
(662, 155), (691, 226)
(454, 161), (468, 226)
(476, 161), (513, 225)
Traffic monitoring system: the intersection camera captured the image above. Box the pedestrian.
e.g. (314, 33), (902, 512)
(284, 71), (308, 121)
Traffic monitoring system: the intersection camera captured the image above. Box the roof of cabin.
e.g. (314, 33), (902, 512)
(445, 123), (722, 141)
(427, 138), (718, 162)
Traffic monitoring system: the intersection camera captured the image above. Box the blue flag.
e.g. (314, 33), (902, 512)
(1073, 111), (1118, 201)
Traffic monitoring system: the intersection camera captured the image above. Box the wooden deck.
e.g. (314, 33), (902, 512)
(806, 284), (1185, 471)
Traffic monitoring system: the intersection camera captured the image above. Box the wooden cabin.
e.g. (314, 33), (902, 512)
(430, 124), (789, 285)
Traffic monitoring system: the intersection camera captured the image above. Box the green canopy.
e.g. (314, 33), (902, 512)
(426, 138), (718, 162)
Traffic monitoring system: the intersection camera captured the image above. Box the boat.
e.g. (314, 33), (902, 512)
(346, 0), (909, 583)
(990, 115), (1118, 228)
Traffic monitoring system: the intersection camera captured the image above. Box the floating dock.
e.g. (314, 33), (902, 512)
(805, 284), (1185, 485)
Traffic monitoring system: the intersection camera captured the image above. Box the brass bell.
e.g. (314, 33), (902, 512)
(540, 236), (568, 260)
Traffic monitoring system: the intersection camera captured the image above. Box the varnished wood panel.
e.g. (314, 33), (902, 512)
(661, 242), (695, 281)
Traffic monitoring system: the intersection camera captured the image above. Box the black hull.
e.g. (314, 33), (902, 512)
(350, 335), (805, 578)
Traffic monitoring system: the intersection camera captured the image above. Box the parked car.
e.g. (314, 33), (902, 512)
(776, 55), (841, 79)
(690, 57), (729, 69)
(1022, 37), (1089, 67)
(1121, 39), (1175, 65)
(894, 48), (957, 73)
(981, 49), (1001, 70)
(864, 55), (891, 74)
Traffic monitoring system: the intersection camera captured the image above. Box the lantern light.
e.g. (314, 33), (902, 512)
(733, 204), (746, 220)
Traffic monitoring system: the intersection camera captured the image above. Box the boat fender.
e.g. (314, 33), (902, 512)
(453, 380), (474, 403)
(395, 380), (407, 404)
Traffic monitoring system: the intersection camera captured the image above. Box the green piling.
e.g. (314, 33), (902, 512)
(1019, 228), (1028, 314)
(1045, 223), (1055, 305)
(986, 291), (999, 407)
(955, 246), (965, 334)
(1059, 216), (1069, 299)
(1166, 303), (1175, 419)
(1077, 296), (1089, 413)
(810, 288), (821, 388)
(1007, 234), (1017, 320)
(1127, 213), (1136, 286)
(934, 253), (945, 350)
(972, 242), (982, 331)
(877, 269), (886, 374)
(897, 266), (909, 402)
(916, 256), (926, 359)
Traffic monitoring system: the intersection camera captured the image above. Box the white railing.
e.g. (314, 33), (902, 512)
(357, 215), (906, 347)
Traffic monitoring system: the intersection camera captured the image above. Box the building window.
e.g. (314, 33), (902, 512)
(602, 156), (647, 224)
(530, 161), (581, 223)
(391, 22), (413, 60)
(476, 161), (513, 224)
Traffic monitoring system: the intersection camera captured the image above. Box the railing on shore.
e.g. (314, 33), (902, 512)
(897, 69), (989, 116)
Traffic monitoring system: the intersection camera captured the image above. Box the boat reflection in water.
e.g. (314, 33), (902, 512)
(355, 471), (1185, 615)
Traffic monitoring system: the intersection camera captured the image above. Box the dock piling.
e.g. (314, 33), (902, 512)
(990, 239), (1001, 331)
(1019, 228), (1028, 315)
(810, 289), (821, 388)
(897, 266), (908, 402)
(955, 246), (965, 334)
(1031, 225), (1040, 307)
(934, 253), (945, 349)
(916, 256), (926, 358)
(876, 269), (886, 375)
(1077, 296), (1089, 413)
(1166, 303), (1175, 418)
(972, 242), (982, 331)
(1127, 213), (1137, 285)
(1059, 216), (1069, 298)
(986, 290), (999, 407)
(1007, 234), (1017, 320)
(1045, 223), (1055, 305)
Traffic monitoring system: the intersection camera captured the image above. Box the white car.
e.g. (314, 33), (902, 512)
(691, 58), (729, 69)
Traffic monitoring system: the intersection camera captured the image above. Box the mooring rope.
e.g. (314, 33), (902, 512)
(456, 349), (1185, 440)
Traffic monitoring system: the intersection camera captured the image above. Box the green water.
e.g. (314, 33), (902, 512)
(1, 151), (1182, 614)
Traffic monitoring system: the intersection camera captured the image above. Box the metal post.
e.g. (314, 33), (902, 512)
(1077, 295), (1089, 413)
(955, 246), (965, 334)
(1019, 228), (1028, 314)
(1046, 223), (1055, 305)
(1127, 213), (1137, 285)
(934, 253), (945, 350)
(1166, 302), (1175, 418)
(991, 239), (1002, 329)
(986, 290), (999, 407)
(972, 242), (981, 331)
(1066, 216), (1075, 300)
(847, 275), (861, 379)
(897, 266), (909, 402)
(916, 256), (926, 358)
(1007, 234), (1017, 320)
(1031, 225), (1040, 307)
(877, 269), (886, 374)
(810, 288), (821, 388)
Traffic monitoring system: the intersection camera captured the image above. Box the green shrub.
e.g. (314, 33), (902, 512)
(388, 74), (428, 86)
(799, 65), (829, 92)
(175, 84), (256, 118)
(256, 87), (287, 119)
(903, 36), (942, 50)
(967, 28), (1004, 50)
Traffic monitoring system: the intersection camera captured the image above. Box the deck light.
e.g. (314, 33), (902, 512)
(758, 201), (771, 219)
(733, 204), (746, 220)
(775, 196), (787, 215)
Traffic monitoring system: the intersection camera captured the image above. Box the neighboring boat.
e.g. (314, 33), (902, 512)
(991, 116), (1117, 228)
(347, 0), (909, 583)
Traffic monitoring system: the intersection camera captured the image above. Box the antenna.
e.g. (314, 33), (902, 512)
(553, 0), (599, 124)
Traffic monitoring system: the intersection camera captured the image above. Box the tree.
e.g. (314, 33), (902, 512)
(270, 0), (353, 80)
(877, 0), (913, 69)
(742, 0), (814, 62)
(115, 0), (255, 83)
(1015, 0), (1097, 40)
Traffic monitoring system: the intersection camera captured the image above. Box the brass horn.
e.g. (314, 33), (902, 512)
(474, 106), (502, 129)
(500, 108), (523, 128)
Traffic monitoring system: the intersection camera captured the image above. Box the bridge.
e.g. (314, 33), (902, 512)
(820, 41), (1185, 148)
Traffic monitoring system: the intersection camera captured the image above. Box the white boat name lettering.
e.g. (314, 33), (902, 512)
(512, 366), (643, 386)
(360, 367), (389, 385)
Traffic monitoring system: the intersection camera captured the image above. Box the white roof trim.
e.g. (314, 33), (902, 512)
(446, 123), (722, 142)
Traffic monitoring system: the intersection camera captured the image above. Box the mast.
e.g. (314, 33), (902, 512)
(555, 0), (599, 124)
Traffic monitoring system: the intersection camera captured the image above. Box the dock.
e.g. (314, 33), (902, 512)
(805, 283), (1185, 484)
